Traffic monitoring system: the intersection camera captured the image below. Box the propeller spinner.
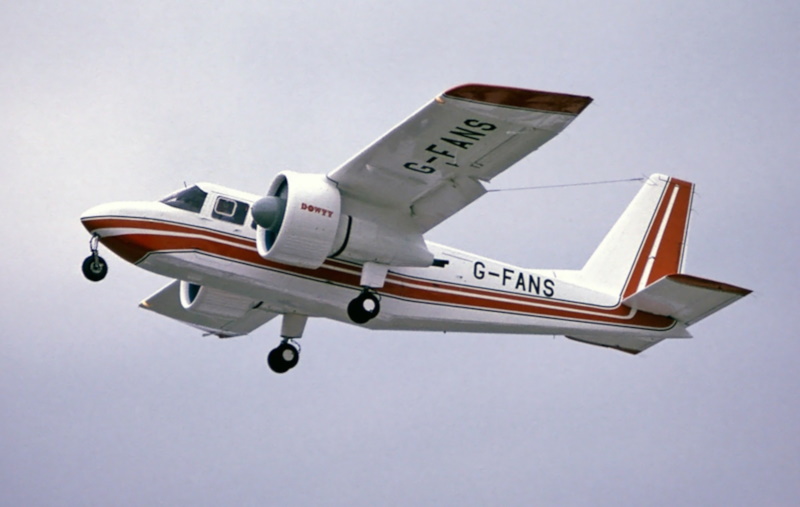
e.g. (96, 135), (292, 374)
(251, 196), (286, 232)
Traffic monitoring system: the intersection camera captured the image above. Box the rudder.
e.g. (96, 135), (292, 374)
(580, 174), (695, 299)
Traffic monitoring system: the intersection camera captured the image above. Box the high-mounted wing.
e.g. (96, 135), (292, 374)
(328, 84), (592, 232)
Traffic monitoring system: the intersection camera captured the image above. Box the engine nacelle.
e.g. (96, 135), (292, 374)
(179, 281), (258, 319)
(254, 171), (342, 269)
(334, 215), (434, 267)
(253, 170), (434, 270)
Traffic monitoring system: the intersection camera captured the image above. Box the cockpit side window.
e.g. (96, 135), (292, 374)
(161, 186), (208, 213)
(212, 196), (250, 225)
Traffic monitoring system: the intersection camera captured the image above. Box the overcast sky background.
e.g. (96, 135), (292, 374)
(2, 1), (798, 505)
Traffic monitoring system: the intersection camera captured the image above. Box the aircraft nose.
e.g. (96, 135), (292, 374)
(80, 202), (121, 220)
(80, 202), (121, 234)
(80, 201), (165, 265)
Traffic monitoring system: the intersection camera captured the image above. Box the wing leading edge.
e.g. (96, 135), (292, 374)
(328, 84), (592, 232)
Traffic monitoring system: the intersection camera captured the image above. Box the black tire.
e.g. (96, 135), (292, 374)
(82, 255), (108, 282)
(267, 348), (290, 373)
(278, 343), (299, 370)
(347, 292), (380, 324)
(267, 343), (299, 373)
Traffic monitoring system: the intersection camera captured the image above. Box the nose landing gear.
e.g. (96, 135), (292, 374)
(82, 234), (108, 282)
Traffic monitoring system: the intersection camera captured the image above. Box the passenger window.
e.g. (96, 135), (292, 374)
(215, 197), (236, 217)
(212, 197), (249, 225)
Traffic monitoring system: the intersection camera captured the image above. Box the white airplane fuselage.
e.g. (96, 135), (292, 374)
(80, 182), (685, 349)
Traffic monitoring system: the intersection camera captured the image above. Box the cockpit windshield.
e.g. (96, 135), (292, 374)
(160, 186), (208, 213)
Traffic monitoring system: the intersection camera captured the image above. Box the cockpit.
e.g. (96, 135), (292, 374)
(160, 184), (255, 227)
(161, 185), (208, 213)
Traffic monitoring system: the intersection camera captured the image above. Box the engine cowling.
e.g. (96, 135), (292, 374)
(335, 215), (434, 267)
(252, 170), (434, 269)
(253, 171), (342, 269)
(179, 281), (258, 319)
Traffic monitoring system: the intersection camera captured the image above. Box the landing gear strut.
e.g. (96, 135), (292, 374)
(347, 289), (381, 324)
(82, 234), (108, 282)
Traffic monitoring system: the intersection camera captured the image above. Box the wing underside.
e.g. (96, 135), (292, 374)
(140, 281), (278, 337)
(328, 84), (592, 232)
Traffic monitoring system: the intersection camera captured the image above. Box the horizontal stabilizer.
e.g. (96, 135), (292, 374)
(565, 333), (676, 355)
(622, 274), (751, 326)
(140, 281), (278, 337)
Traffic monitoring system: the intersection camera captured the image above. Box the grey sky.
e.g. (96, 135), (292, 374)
(2, 1), (798, 505)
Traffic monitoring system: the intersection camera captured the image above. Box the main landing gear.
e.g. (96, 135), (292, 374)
(267, 339), (300, 374)
(82, 234), (108, 282)
(346, 262), (387, 324)
(347, 289), (380, 324)
(267, 314), (307, 374)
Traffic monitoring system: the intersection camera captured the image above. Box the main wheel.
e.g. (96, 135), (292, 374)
(267, 343), (299, 374)
(347, 292), (380, 324)
(82, 255), (108, 282)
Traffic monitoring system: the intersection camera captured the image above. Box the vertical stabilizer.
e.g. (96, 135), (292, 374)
(581, 174), (694, 299)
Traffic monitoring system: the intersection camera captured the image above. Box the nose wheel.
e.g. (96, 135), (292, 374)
(82, 234), (108, 282)
(267, 340), (300, 374)
(347, 289), (381, 324)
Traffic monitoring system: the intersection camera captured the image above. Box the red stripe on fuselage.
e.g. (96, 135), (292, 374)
(83, 216), (676, 330)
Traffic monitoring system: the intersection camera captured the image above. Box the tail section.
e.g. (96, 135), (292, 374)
(581, 174), (695, 299)
(567, 174), (750, 354)
(575, 174), (750, 350)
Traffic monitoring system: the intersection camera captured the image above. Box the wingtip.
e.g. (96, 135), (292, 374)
(443, 83), (593, 114)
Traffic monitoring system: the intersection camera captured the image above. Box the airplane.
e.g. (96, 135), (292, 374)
(80, 83), (750, 373)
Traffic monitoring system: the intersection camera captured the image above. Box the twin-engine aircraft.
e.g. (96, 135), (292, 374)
(80, 84), (750, 373)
